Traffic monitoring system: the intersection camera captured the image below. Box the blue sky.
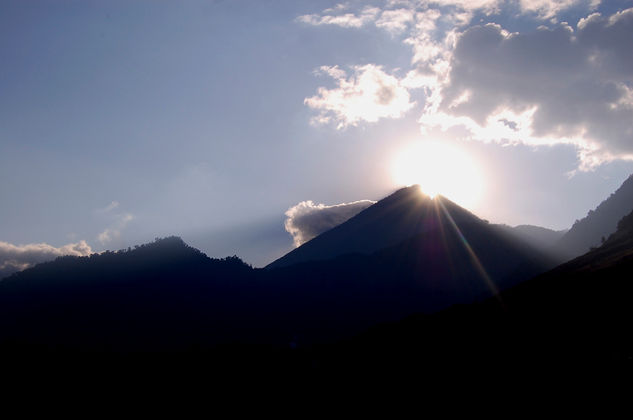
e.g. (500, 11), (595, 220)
(1, 0), (633, 269)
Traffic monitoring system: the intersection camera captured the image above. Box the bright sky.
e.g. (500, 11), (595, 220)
(1, 0), (633, 267)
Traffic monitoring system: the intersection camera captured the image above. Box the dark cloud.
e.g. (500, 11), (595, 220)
(285, 200), (376, 247)
(438, 9), (633, 165)
(0, 240), (92, 279)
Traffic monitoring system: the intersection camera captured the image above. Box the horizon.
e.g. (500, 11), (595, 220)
(2, 0), (633, 269)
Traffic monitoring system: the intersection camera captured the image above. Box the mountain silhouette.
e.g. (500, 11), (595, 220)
(323, 208), (633, 372)
(0, 237), (257, 352)
(0, 187), (559, 353)
(556, 174), (633, 258)
(269, 185), (554, 269)
(498, 224), (567, 252)
(268, 185), (433, 268)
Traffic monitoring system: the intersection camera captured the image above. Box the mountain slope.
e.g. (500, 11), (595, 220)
(556, 174), (633, 258)
(0, 188), (560, 352)
(326, 209), (633, 372)
(0, 237), (257, 351)
(497, 224), (567, 252)
(269, 185), (489, 269)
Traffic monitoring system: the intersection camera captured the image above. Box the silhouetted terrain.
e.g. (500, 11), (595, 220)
(0, 187), (558, 354)
(323, 208), (633, 372)
(268, 186), (556, 269)
(498, 223), (567, 252)
(556, 174), (633, 258)
(0, 237), (257, 351)
(2, 183), (630, 375)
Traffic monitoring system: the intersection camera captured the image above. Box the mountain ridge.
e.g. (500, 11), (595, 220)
(0, 186), (558, 351)
(267, 185), (485, 269)
(321, 208), (633, 372)
(556, 174), (633, 258)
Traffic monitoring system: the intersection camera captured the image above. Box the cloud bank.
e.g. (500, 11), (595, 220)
(299, 1), (633, 169)
(285, 200), (376, 247)
(431, 10), (633, 168)
(0, 240), (93, 279)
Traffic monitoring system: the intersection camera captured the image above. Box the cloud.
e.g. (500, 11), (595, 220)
(0, 240), (93, 279)
(305, 64), (416, 128)
(98, 213), (134, 245)
(285, 200), (376, 247)
(428, 10), (633, 168)
(297, 5), (380, 28)
(299, 1), (632, 169)
(376, 8), (415, 34)
(99, 201), (120, 213)
(519, 0), (601, 20)
(298, 0), (594, 31)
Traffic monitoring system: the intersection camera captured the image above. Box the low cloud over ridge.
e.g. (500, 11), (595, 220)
(0, 240), (93, 279)
(285, 199), (376, 247)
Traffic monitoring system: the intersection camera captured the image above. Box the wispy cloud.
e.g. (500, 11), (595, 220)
(97, 213), (134, 246)
(376, 8), (415, 34)
(519, 0), (601, 20)
(297, 5), (380, 28)
(99, 201), (120, 213)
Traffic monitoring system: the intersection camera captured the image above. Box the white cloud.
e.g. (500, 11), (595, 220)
(0, 240), (93, 279)
(298, 0), (597, 31)
(305, 64), (416, 128)
(404, 9), (453, 70)
(299, 1), (633, 169)
(285, 200), (376, 247)
(432, 0), (502, 14)
(519, 0), (601, 19)
(297, 5), (380, 28)
(429, 11), (633, 168)
(376, 8), (415, 34)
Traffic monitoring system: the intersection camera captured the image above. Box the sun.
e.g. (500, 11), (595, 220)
(391, 140), (484, 209)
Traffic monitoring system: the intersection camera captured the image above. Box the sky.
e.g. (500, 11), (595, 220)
(1, 0), (633, 271)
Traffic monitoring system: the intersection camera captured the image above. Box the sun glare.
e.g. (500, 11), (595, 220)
(391, 140), (484, 210)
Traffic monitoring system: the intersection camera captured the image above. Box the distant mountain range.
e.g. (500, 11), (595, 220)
(498, 223), (567, 252)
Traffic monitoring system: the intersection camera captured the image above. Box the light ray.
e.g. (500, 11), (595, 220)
(436, 198), (504, 305)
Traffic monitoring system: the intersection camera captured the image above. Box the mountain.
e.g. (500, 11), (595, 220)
(268, 185), (522, 269)
(322, 208), (633, 372)
(498, 224), (567, 252)
(556, 174), (633, 258)
(0, 187), (559, 353)
(0, 237), (257, 352)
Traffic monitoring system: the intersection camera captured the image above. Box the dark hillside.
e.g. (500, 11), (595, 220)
(0, 194), (557, 352)
(324, 210), (633, 372)
(556, 174), (633, 258)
